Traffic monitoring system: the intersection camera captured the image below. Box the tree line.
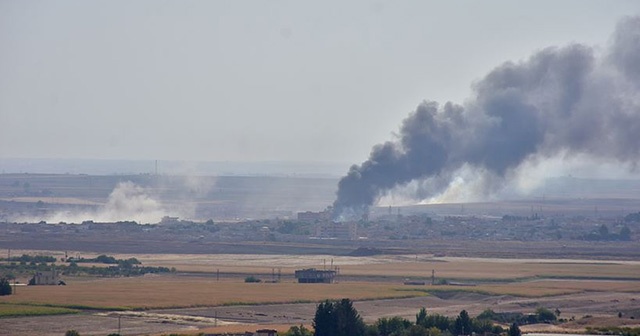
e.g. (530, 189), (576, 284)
(283, 298), (529, 336)
(0, 255), (172, 280)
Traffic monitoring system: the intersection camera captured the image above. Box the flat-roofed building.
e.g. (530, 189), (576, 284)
(294, 268), (336, 283)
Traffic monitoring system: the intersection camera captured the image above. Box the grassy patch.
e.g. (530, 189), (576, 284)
(0, 303), (79, 318)
(540, 274), (640, 281)
(396, 284), (581, 298)
(397, 287), (496, 297)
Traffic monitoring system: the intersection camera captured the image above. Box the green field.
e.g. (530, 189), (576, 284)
(0, 303), (79, 318)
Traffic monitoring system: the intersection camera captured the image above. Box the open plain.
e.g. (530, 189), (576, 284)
(1, 252), (639, 335)
(1, 174), (640, 335)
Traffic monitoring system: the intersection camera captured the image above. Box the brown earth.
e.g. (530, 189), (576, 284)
(3, 290), (638, 336)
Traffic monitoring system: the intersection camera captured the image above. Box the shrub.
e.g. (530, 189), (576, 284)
(0, 278), (12, 296)
(244, 276), (261, 283)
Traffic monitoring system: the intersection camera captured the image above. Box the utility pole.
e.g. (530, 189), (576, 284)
(118, 315), (121, 335)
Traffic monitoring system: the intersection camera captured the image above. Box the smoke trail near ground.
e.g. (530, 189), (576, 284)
(39, 181), (168, 224)
(333, 16), (640, 219)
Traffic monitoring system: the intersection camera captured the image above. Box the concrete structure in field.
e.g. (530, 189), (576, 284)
(29, 269), (61, 285)
(294, 268), (336, 283)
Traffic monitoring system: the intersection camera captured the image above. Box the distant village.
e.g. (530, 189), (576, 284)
(0, 206), (636, 248)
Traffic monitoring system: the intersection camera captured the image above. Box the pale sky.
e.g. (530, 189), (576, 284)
(1, 0), (638, 164)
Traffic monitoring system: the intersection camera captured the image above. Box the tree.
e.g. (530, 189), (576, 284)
(416, 307), (427, 325)
(0, 278), (12, 296)
(376, 316), (411, 336)
(95, 255), (118, 264)
(425, 326), (442, 336)
(472, 318), (494, 334)
(419, 313), (451, 331)
(453, 310), (472, 335)
(620, 225), (631, 240)
(365, 325), (379, 336)
(406, 325), (428, 336)
(508, 323), (521, 336)
(535, 307), (557, 322)
(313, 300), (336, 336)
(65, 331), (80, 336)
(313, 299), (365, 336)
(599, 224), (609, 237)
(244, 276), (261, 283)
(284, 325), (313, 336)
(335, 298), (366, 336)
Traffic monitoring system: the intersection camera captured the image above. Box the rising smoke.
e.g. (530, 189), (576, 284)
(35, 182), (168, 224)
(333, 16), (640, 219)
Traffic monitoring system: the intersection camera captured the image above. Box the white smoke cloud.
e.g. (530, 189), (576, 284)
(23, 182), (170, 224)
(378, 153), (640, 206)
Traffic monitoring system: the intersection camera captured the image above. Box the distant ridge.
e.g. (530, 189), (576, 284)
(0, 158), (349, 177)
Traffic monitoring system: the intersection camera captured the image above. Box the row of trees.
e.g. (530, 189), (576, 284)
(584, 224), (632, 241)
(314, 299), (365, 336)
(294, 299), (524, 336)
(0, 260), (172, 279)
(1, 254), (56, 263)
(477, 307), (557, 325)
(67, 254), (141, 266)
(64, 263), (172, 277)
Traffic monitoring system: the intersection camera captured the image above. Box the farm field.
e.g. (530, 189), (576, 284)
(131, 253), (640, 281)
(6, 274), (638, 312)
(1, 251), (639, 336)
(1, 276), (422, 310)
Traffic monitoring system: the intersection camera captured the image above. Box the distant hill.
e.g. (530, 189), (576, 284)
(0, 158), (350, 177)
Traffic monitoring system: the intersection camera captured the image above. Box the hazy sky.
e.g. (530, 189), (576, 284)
(1, 1), (638, 164)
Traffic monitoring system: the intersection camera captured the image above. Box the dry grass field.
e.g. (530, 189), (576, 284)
(3, 275), (638, 312)
(406, 279), (640, 297)
(129, 253), (640, 281)
(2, 276), (423, 310)
(1, 252), (640, 336)
(155, 323), (309, 336)
(343, 259), (640, 280)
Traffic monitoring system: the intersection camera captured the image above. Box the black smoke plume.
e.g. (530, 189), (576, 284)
(333, 16), (640, 220)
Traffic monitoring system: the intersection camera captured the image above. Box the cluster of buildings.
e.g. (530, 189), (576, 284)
(297, 209), (360, 240)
